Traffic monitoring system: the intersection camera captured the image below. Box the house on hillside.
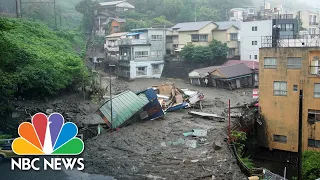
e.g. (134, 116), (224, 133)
(188, 63), (254, 90)
(212, 21), (241, 59)
(117, 28), (166, 79)
(166, 21), (242, 58)
(95, 1), (134, 35)
(109, 18), (126, 33)
(169, 21), (217, 51)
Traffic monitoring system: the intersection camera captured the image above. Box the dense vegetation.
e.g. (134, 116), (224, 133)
(0, 17), (88, 133)
(303, 150), (320, 180)
(180, 39), (229, 65)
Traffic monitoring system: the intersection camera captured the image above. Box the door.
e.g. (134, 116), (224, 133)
(236, 79), (241, 88)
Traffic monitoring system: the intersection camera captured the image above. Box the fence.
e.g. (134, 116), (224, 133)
(263, 168), (287, 180)
(261, 35), (320, 48)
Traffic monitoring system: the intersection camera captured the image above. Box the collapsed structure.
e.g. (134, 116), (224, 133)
(97, 83), (204, 129)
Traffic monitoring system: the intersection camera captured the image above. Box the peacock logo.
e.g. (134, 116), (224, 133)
(12, 113), (84, 155)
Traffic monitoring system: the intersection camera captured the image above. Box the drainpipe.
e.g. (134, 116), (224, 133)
(298, 89), (303, 180)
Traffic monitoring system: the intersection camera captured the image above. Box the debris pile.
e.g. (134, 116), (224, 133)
(98, 83), (204, 130)
(229, 100), (259, 131)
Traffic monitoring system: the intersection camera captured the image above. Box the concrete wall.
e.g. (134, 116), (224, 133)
(240, 20), (272, 60)
(259, 47), (320, 152)
(129, 61), (164, 79)
(162, 60), (210, 79)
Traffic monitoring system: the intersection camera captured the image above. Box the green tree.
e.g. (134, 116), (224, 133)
(191, 46), (212, 63)
(180, 44), (194, 61)
(303, 151), (320, 180)
(150, 15), (173, 27)
(209, 39), (229, 65)
(75, 0), (98, 33)
(122, 19), (149, 32)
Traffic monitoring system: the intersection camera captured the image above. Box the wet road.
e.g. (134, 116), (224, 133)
(0, 158), (115, 180)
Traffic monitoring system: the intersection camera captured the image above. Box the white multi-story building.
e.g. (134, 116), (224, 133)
(240, 20), (272, 60)
(118, 28), (167, 79)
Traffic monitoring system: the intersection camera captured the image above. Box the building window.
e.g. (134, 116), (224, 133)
(310, 56), (320, 75)
(191, 34), (199, 42)
(166, 36), (173, 43)
(151, 50), (163, 57)
(273, 135), (287, 143)
(274, 81), (287, 96)
(230, 33), (238, 41)
(308, 139), (320, 148)
(228, 48), (235, 56)
(199, 35), (208, 42)
(309, 28), (316, 35)
(252, 41), (258, 45)
(136, 66), (147, 76)
(191, 34), (208, 42)
(250, 55), (251, 59)
(134, 51), (148, 58)
(315, 84), (320, 98)
(113, 26), (119, 32)
(152, 64), (161, 74)
(254, 55), (257, 59)
(252, 26), (258, 31)
(287, 57), (302, 69)
(264, 57), (277, 69)
(293, 85), (298, 92)
(280, 24), (294, 31)
(308, 109), (320, 124)
(151, 35), (163, 41)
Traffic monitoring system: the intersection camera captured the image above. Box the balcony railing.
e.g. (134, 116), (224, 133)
(261, 35), (320, 48)
(309, 22), (319, 25)
(310, 66), (320, 75)
(118, 38), (150, 45)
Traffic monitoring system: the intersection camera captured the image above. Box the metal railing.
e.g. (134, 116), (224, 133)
(118, 38), (150, 45)
(310, 66), (320, 75)
(263, 168), (287, 180)
(309, 22), (319, 26)
(261, 35), (320, 48)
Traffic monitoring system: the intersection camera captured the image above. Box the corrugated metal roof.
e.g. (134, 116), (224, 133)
(171, 21), (213, 31)
(99, 91), (149, 128)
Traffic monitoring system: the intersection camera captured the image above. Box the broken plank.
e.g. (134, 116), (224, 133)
(188, 111), (225, 120)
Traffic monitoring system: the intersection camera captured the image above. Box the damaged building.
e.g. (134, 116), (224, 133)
(188, 62), (255, 89)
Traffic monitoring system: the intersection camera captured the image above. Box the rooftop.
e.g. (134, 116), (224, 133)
(99, 1), (135, 8)
(189, 63), (253, 78)
(171, 21), (213, 31)
(106, 32), (128, 38)
(223, 60), (259, 70)
(214, 21), (241, 30)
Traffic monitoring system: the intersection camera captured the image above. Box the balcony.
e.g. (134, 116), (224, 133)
(106, 46), (119, 52)
(309, 22), (319, 26)
(310, 65), (320, 76)
(118, 38), (150, 46)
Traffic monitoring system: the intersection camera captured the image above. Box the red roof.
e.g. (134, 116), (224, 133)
(223, 60), (259, 70)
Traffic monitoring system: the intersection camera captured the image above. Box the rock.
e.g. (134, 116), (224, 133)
(190, 159), (199, 163)
(160, 142), (166, 147)
(214, 140), (223, 150)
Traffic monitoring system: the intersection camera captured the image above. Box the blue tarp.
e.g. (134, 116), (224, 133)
(126, 32), (143, 36)
(136, 89), (164, 120)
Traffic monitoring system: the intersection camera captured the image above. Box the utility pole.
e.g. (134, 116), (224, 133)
(264, 0), (266, 20)
(298, 90), (303, 180)
(194, 5), (197, 22)
(59, 7), (62, 28)
(54, 0), (57, 30)
(16, 0), (21, 18)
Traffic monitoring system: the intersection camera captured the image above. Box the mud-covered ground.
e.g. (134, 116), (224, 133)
(83, 78), (254, 180)
(9, 77), (254, 180)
